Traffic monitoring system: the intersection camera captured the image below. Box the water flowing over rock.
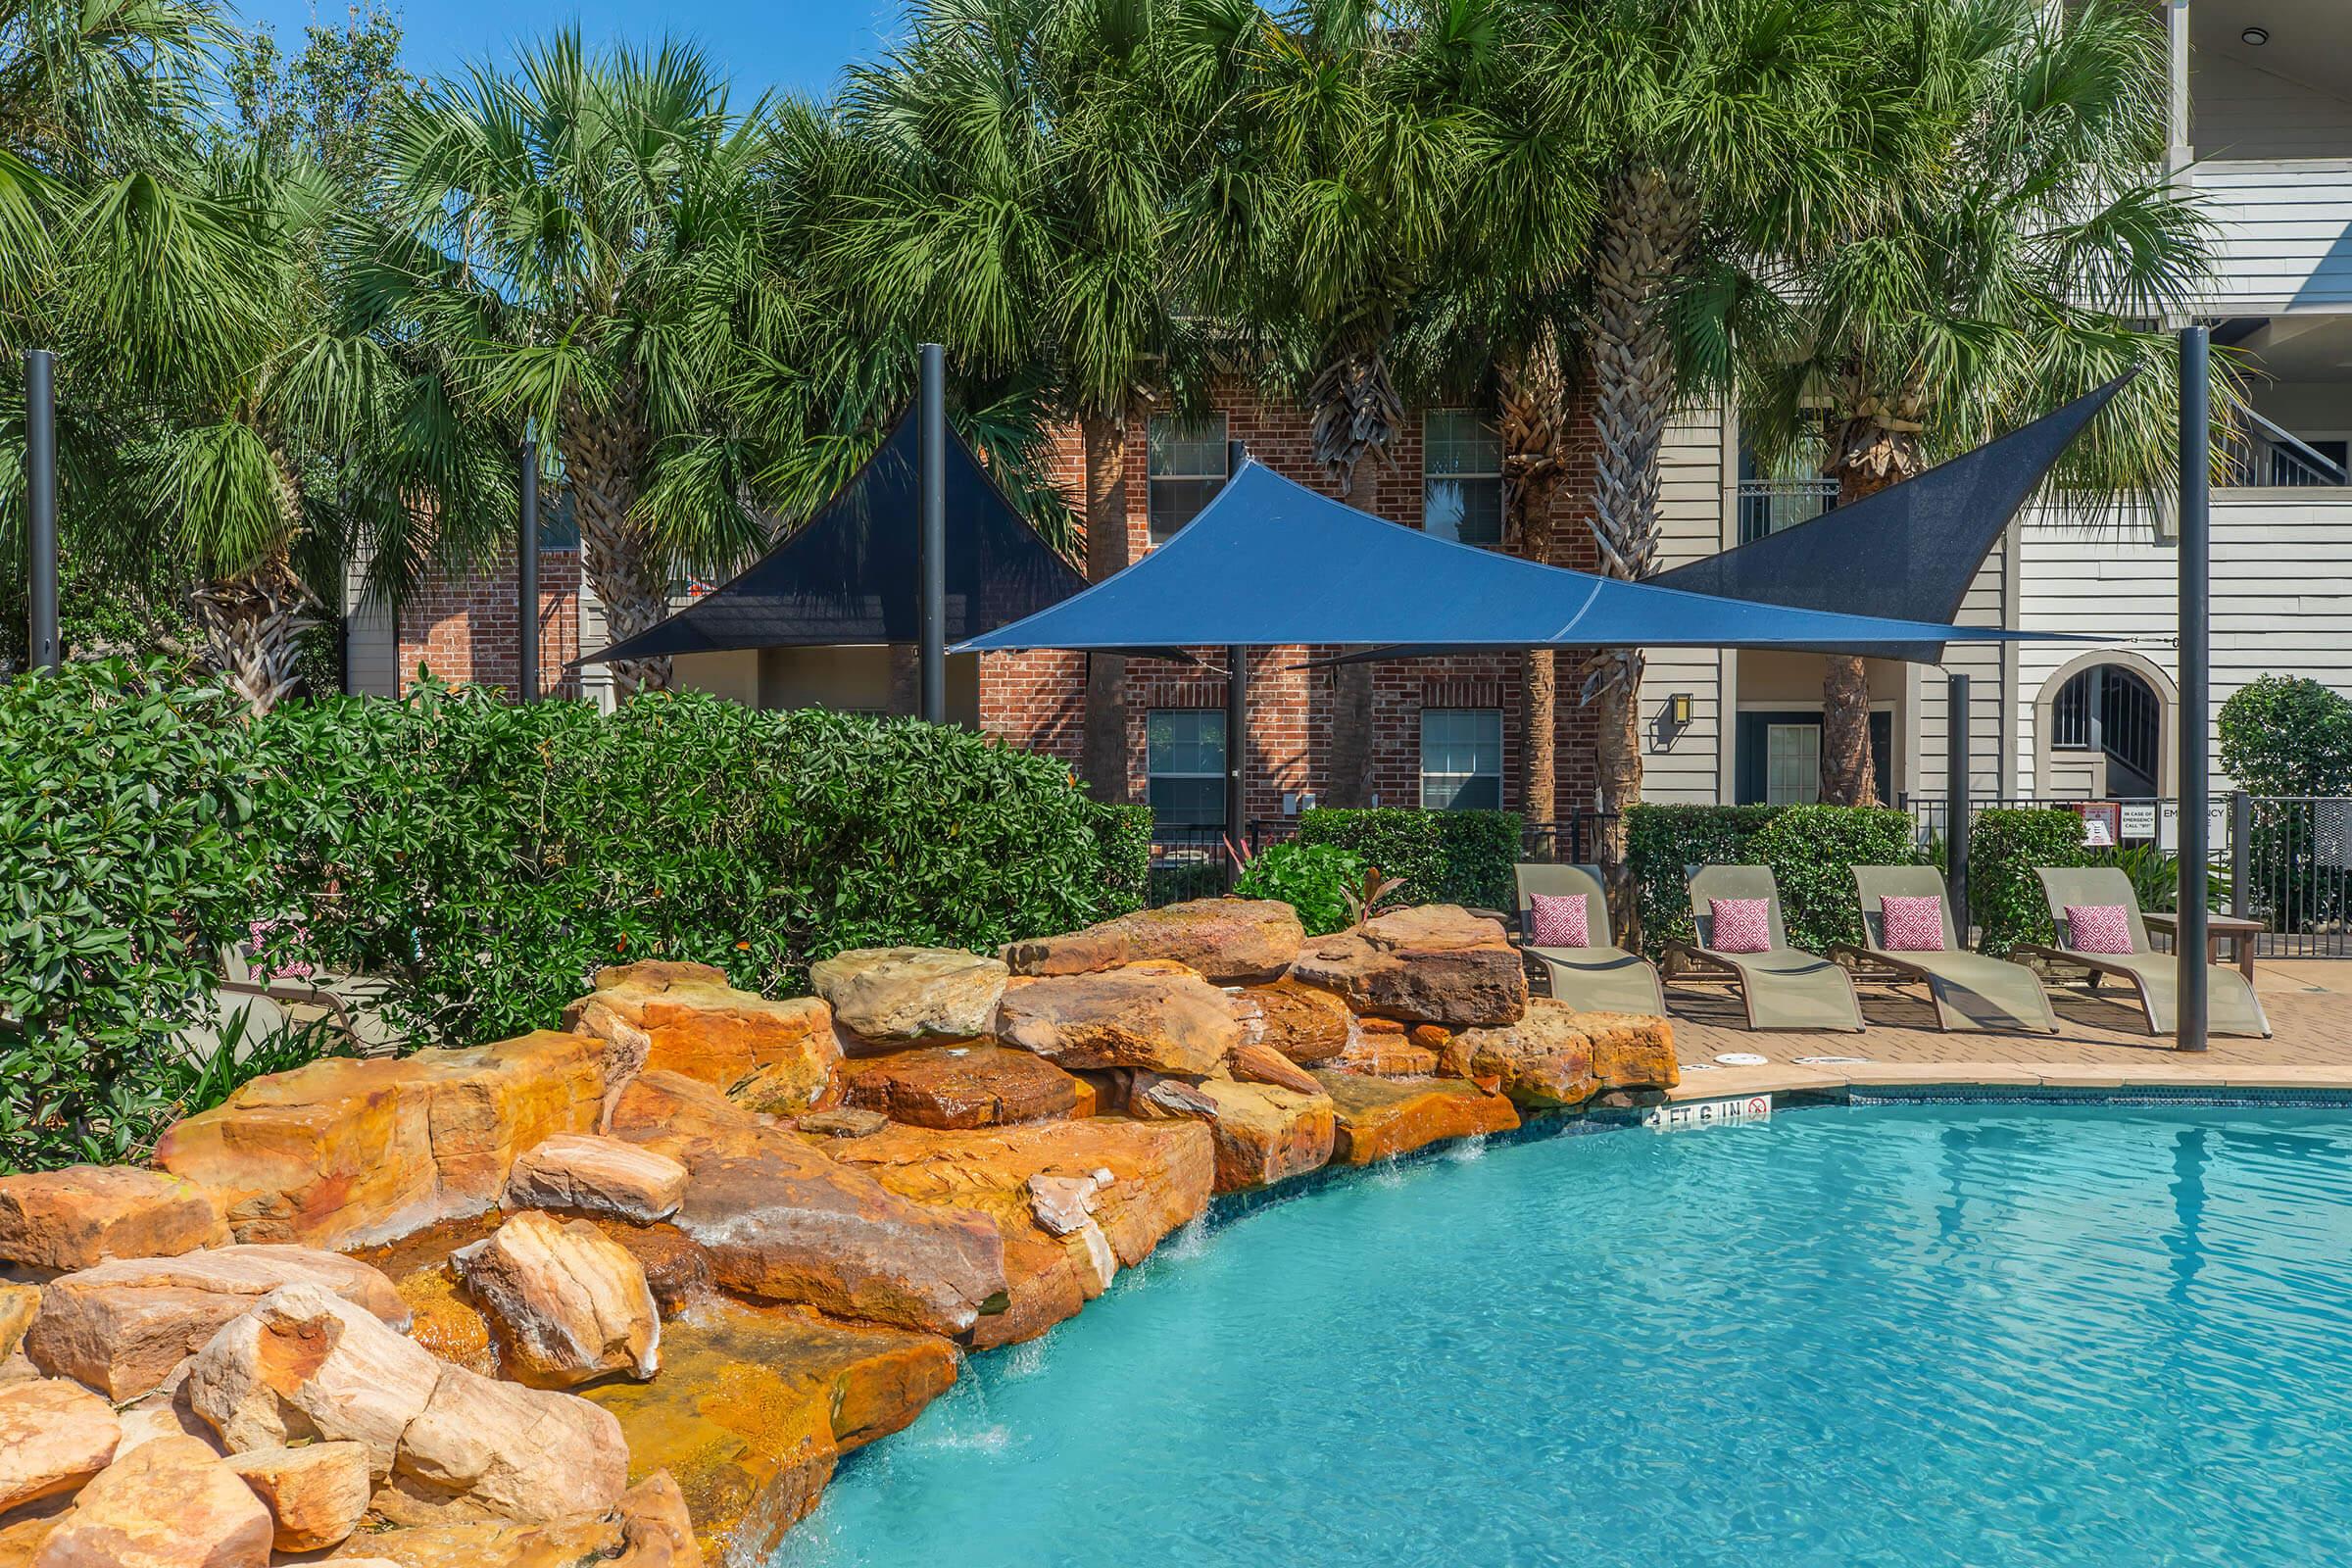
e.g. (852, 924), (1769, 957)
(1229, 1041), (1324, 1097)
(583, 1298), (955, 1567)
(1002, 899), (1304, 984)
(564, 968), (838, 1115)
(0, 1166), (227, 1272)
(0, 1379), (118, 1517)
(33, 1436), (272, 1568)
(610, 1074), (1006, 1338)
(808, 948), (1009, 1044)
(25, 1246), (409, 1401)
(456, 1211), (661, 1388)
(505, 1135), (689, 1226)
(1187, 1077), (1338, 1193)
(839, 1046), (1081, 1129)
(1290, 906), (1529, 1028)
(225, 1442), (370, 1551)
(154, 1032), (606, 1249)
(1312, 1071), (1521, 1163)
(994, 963), (1241, 1075)
(1333, 1016), (1443, 1078)
(1233, 978), (1353, 1064)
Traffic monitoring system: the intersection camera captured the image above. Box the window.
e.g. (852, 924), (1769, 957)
(1764, 722), (1822, 806)
(1420, 709), (1502, 809)
(1423, 412), (1503, 547)
(1148, 710), (1227, 828)
(1148, 416), (1228, 544)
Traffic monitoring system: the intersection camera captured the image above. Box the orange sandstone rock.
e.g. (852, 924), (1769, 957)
(838, 1045), (1081, 1129)
(1312, 1070), (1521, 1163)
(1233, 977), (1353, 1064)
(225, 1441), (371, 1552)
(0, 1166), (226, 1273)
(993, 963), (1241, 1075)
(34, 1435), (272, 1568)
(456, 1212), (660, 1388)
(1228, 1041), (1323, 1097)
(1291, 905), (1529, 1027)
(1189, 1077), (1336, 1193)
(0, 1378), (119, 1517)
(1001, 898), (1303, 984)
(564, 970), (838, 1113)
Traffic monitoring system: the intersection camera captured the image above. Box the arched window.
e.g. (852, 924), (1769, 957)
(2050, 663), (2164, 796)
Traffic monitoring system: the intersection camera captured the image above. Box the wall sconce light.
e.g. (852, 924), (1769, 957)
(1668, 692), (1694, 730)
(2241, 25), (2269, 45)
(1651, 692), (1695, 752)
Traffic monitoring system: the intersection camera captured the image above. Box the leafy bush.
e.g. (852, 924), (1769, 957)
(2219, 675), (2352, 797)
(1294, 808), (1520, 911)
(1236, 841), (1365, 935)
(0, 662), (276, 1168)
(1967, 808), (2085, 956)
(1624, 803), (1918, 955)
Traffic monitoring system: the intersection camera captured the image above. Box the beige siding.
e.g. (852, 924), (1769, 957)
(2191, 50), (2352, 161)
(1909, 546), (2010, 803)
(342, 550), (399, 698)
(2190, 159), (2352, 313)
(1636, 405), (1731, 804)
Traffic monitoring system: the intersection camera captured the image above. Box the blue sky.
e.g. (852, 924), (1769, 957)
(231, 0), (904, 100)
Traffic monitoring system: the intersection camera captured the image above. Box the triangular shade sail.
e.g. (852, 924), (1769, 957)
(1646, 373), (2132, 662)
(579, 404), (1087, 666)
(954, 460), (2086, 657)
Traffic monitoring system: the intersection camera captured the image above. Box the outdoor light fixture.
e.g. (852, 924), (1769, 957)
(2241, 25), (2269, 45)
(1668, 692), (1693, 729)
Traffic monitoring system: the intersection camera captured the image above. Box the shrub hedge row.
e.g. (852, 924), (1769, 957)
(1965, 808), (2087, 956)
(1293, 808), (1521, 912)
(0, 662), (1150, 1171)
(1624, 803), (1921, 955)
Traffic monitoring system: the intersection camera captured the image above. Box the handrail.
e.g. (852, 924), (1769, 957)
(2236, 409), (2350, 486)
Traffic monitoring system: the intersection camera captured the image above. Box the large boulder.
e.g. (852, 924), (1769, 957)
(0, 1286), (35, 1364)
(585, 1298), (955, 1566)
(838, 1046), (1081, 1129)
(994, 963), (1241, 1076)
(154, 1032), (606, 1249)
(185, 1284), (443, 1480)
(1187, 1077), (1337, 1193)
(25, 1246), (408, 1402)
(1002, 898), (1302, 984)
(1459, 1001), (1678, 1108)
(1312, 1071), (1521, 1163)
(456, 1211), (660, 1388)
(225, 1442), (370, 1552)
(504, 1135), (689, 1227)
(383, 1354), (631, 1527)
(1232, 978), (1353, 1064)
(33, 1436), (272, 1568)
(808, 948), (1009, 1044)
(1579, 1009), (1680, 1094)
(0, 1167), (226, 1273)
(0, 1379), (118, 1517)
(1290, 905), (1527, 1027)
(1333, 1017), (1442, 1078)
(564, 966), (838, 1114)
(825, 1117), (1212, 1349)
(611, 1074), (1006, 1338)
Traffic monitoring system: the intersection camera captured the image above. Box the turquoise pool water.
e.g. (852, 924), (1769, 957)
(778, 1103), (2352, 1566)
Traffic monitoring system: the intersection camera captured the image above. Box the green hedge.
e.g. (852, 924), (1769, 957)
(0, 664), (1149, 1171)
(1235, 841), (1366, 935)
(1293, 808), (1520, 911)
(1624, 802), (1920, 956)
(1967, 808), (2086, 956)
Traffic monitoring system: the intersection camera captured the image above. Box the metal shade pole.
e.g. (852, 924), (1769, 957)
(24, 350), (58, 673)
(517, 433), (539, 703)
(918, 343), (946, 724)
(2178, 324), (2210, 1052)
(1225, 438), (1249, 859)
(1946, 672), (1970, 937)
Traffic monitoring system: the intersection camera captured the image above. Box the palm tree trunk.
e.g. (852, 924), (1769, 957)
(1587, 167), (1700, 895)
(192, 552), (317, 715)
(1819, 396), (1926, 806)
(566, 399), (668, 697)
(1501, 323), (1570, 825)
(1307, 338), (1405, 498)
(1079, 412), (1131, 802)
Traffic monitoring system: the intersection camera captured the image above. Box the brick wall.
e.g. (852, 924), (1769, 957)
(976, 375), (1604, 827)
(395, 547), (582, 701)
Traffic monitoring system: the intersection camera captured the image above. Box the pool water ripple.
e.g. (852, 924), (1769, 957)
(777, 1104), (2352, 1567)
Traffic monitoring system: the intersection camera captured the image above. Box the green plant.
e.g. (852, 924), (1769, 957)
(2086, 842), (2225, 916)
(1967, 808), (2086, 956)
(1622, 803), (1782, 955)
(2219, 675), (2352, 798)
(1293, 808), (1522, 912)
(1235, 842), (1366, 936)
(1746, 804), (1922, 952)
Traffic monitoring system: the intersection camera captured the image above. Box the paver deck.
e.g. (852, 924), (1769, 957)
(1644, 957), (2352, 1102)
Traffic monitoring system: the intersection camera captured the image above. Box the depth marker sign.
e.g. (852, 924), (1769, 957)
(1644, 1095), (1773, 1132)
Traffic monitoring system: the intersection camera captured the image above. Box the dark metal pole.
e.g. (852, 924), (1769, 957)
(1224, 437), (1249, 861)
(24, 349), (58, 673)
(1946, 672), (1971, 943)
(918, 343), (946, 724)
(2230, 790), (2251, 918)
(516, 433), (539, 703)
(2178, 324), (2211, 1052)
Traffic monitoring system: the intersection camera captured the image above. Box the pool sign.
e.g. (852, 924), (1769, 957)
(1643, 1094), (1773, 1132)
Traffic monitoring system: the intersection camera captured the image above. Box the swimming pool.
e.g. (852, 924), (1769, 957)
(778, 1102), (2352, 1566)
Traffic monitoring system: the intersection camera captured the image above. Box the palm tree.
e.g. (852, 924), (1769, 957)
(1727, 0), (2224, 805)
(365, 34), (777, 696)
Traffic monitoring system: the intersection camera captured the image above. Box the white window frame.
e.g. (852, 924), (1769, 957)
(1147, 708), (1228, 829)
(1147, 416), (1230, 546)
(1419, 708), (1504, 810)
(1422, 410), (1505, 548)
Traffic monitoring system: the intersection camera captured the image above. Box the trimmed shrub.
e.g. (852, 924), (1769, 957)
(2218, 675), (2352, 798)
(1293, 808), (1521, 911)
(1625, 803), (1918, 955)
(1967, 808), (2086, 956)
(1236, 841), (1366, 935)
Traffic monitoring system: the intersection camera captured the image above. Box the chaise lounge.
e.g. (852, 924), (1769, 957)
(1512, 861), (1666, 1014)
(2015, 866), (2272, 1038)
(1842, 865), (2058, 1033)
(1665, 864), (1864, 1032)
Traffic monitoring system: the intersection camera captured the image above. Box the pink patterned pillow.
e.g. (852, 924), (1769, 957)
(1529, 893), (1590, 948)
(1708, 898), (1773, 954)
(1879, 894), (1945, 953)
(2066, 905), (2135, 955)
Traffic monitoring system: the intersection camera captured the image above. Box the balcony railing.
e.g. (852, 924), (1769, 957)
(1736, 478), (1839, 542)
(2221, 411), (2350, 489)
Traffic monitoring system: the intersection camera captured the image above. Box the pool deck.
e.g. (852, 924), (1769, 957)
(1652, 957), (2352, 1102)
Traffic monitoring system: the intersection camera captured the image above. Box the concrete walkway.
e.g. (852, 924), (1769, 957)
(1651, 957), (2352, 1102)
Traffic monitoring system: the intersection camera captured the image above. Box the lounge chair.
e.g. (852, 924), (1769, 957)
(1512, 861), (1666, 1014)
(219, 944), (403, 1055)
(2016, 867), (2272, 1038)
(1841, 865), (2058, 1034)
(1665, 864), (1864, 1032)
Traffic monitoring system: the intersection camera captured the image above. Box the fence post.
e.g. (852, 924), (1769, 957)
(1946, 673), (1971, 939)
(916, 343), (946, 725)
(2229, 792), (2250, 918)
(24, 349), (58, 673)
